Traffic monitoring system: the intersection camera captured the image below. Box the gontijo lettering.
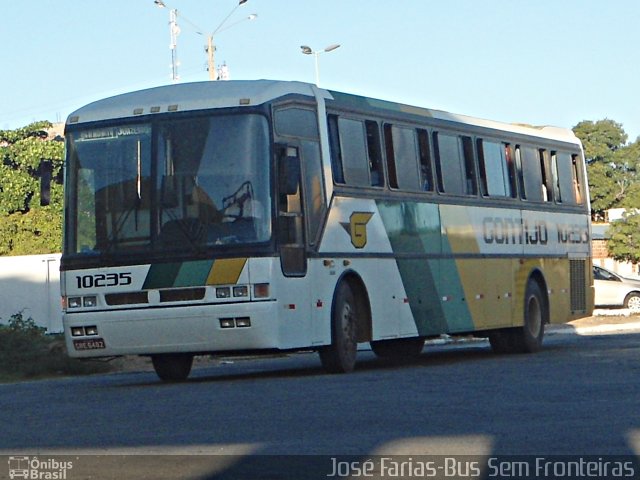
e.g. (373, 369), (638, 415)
(483, 217), (589, 245)
(482, 217), (548, 245)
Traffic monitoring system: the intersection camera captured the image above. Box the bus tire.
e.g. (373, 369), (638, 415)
(370, 337), (425, 358)
(151, 353), (194, 382)
(520, 280), (545, 352)
(319, 281), (358, 373)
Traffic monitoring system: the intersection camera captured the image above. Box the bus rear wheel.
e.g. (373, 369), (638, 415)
(521, 281), (545, 352)
(319, 281), (358, 373)
(489, 280), (545, 354)
(370, 337), (425, 358)
(151, 353), (194, 382)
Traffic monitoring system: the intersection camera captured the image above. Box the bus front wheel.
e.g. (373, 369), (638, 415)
(319, 281), (358, 373)
(151, 353), (194, 382)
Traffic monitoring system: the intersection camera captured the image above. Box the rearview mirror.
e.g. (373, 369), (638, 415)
(279, 147), (301, 196)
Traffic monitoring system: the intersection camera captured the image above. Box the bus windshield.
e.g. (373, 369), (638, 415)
(65, 114), (271, 256)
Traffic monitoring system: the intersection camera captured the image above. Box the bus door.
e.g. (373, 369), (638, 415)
(277, 145), (307, 276)
(274, 106), (330, 345)
(277, 144), (317, 348)
(274, 105), (327, 277)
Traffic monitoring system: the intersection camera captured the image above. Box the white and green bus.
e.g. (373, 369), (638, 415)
(61, 80), (593, 381)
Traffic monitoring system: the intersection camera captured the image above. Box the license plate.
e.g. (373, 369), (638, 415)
(73, 338), (106, 351)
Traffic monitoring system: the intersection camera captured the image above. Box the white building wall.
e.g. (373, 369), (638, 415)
(0, 254), (62, 333)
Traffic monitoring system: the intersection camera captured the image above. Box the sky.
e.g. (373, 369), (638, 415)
(2, 0), (640, 142)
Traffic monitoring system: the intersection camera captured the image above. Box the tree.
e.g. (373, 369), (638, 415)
(573, 119), (637, 221)
(607, 212), (640, 265)
(573, 119), (627, 163)
(619, 140), (640, 208)
(0, 121), (64, 255)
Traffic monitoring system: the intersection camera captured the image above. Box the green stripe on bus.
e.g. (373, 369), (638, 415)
(438, 258), (475, 332)
(142, 262), (182, 289)
(395, 258), (447, 336)
(174, 260), (214, 287)
(377, 200), (475, 334)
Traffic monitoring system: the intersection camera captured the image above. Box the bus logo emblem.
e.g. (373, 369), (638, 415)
(341, 212), (374, 248)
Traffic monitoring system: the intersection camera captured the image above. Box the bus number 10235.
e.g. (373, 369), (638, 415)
(75, 272), (133, 289)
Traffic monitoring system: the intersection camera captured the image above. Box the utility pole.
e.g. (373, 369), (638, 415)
(207, 36), (217, 80)
(169, 8), (180, 82)
(155, 0), (255, 82)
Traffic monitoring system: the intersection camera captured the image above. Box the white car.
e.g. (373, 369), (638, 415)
(593, 265), (640, 312)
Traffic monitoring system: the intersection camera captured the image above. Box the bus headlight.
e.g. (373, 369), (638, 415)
(233, 286), (248, 297)
(216, 287), (231, 299)
(83, 296), (98, 308)
(71, 326), (85, 336)
(85, 326), (99, 336)
(219, 318), (235, 328)
(68, 297), (82, 308)
(235, 317), (251, 328)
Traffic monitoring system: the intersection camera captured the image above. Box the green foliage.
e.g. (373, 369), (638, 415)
(573, 119), (640, 221)
(0, 121), (52, 144)
(607, 212), (640, 265)
(0, 208), (64, 255)
(618, 141), (640, 208)
(0, 121), (64, 255)
(0, 312), (112, 382)
(573, 119), (627, 164)
(586, 162), (618, 216)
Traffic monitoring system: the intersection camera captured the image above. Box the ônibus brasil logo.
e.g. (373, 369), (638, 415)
(8, 456), (73, 479)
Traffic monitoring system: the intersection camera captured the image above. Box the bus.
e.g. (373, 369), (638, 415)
(59, 80), (593, 381)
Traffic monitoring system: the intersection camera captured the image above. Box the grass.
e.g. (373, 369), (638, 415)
(0, 312), (113, 383)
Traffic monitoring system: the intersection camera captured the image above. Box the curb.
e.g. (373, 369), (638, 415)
(550, 320), (640, 336)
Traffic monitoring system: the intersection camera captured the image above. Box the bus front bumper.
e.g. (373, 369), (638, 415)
(63, 300), (279, 358)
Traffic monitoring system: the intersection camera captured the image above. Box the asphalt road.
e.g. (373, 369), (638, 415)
(1, 321), (640, 479)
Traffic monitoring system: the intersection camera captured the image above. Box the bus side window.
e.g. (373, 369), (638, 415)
(432, 132), (446, 193)
(520, 146), (543, 202)
(327, 115), (345, 184)
(433, 132), (476, 196)
(515, 146), (524, 199)
(365, 120), (384, 187)
(384, 124), (398, 188)
(336, 117), (370, 186)
(477, 139), (513, 197)
(538, 149), (553, 202)
(417, 129), (433, 191)
(571, 154), (584, 204)
(505, 144), (517, 198)
(434, 132), (462, 194)
(461, 136), (477, 195)
(550, 151), (562, 203)
(384, 124), (420, 191)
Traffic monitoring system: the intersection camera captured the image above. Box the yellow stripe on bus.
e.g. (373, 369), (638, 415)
(207, 258), (247, 285)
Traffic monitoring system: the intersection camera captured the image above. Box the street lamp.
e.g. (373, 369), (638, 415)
(300, 43), (340, 86)
(154, 0), (257, 81)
